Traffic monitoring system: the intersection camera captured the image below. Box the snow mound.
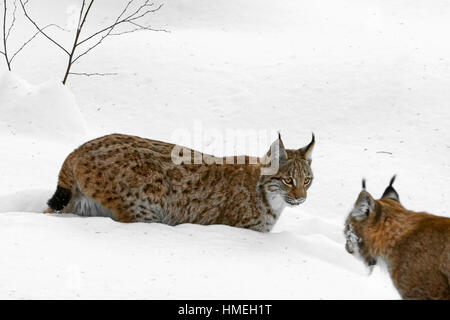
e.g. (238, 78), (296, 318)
(0, 72), (87, 142)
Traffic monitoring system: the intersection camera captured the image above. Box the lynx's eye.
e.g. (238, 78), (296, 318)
(282, 177), (293, 185)
(304, 177), (311, 185)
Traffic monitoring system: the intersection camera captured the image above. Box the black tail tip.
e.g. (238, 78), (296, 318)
(47, 186), (71, 211)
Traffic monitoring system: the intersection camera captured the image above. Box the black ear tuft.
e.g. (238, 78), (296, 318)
(298, 132), (315, 163)
(389, 175), (396, 187)
(381, 175), (400, 202)
(362, 178), (366, 190)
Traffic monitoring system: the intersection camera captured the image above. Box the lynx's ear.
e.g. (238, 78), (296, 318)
(351, 189), (374, 221)
(266, 133), (288, 164)
(299, 133), (315, 164)
(381, 175), (400, 202)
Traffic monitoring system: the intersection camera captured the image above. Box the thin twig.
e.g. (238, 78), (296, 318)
(77, 0), (86, 30)
(109, 20), (169, 35)
(62, 0), (94, 84)
(2, 0), (11, 70)
(72, 1), (164, 64)
(76, 2), (163, 47)
(10, 23), (67, 62)
(72, 0), (124, 64)
(69, 72), (117, 76)
(5, 0), (16, 41)
(19, 0), (70, 55)
(76, 0), (139, 47)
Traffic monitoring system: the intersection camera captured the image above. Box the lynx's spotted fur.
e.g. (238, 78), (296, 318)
(46, 133), (315, 232)
(344, 176), (450, 300)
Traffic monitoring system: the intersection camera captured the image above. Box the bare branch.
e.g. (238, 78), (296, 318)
(5, 0), (17, 41)
(2, 0), (11, 70)
(61, 0), (94, 84)
(76, 2), (163, 47)
(75, 0), (136, 47)
(109, 24), (169, 36)
(77, 0), (93, 34)
(72, 0), (139, 63)
(10, 23), (68, 62)
(71, 34), (105, 64)
(19, 0), (166, 84)
(123, 20), (169, 33)
(1, 0), (70, 70)
(126, 6), (163, 23)
(72, 2), (165, 64)
(19, 0), (70, 55)
(77, 0), (86, 30)
(69, 72), (117, 77)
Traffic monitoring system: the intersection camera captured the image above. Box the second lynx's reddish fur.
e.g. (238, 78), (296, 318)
(344, 177), (450, 300)
(46, 133), (315, 232)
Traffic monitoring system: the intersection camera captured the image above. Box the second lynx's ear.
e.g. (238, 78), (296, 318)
(381, 175), (400, 202)
(351, 190), (374, 220)
(298, 133), (315, 164)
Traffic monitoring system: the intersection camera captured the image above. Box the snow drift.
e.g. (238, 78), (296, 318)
(0, 72), (87, 142)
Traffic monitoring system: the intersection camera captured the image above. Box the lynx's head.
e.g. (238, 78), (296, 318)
(344, 176), (400, 267)
(259, 134), (315, 211)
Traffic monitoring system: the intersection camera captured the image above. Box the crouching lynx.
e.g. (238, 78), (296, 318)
(46, 133), (315, 232)
(344, 176), (450, 300)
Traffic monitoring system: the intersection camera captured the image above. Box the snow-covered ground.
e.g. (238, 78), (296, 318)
(1, 0), (449, 299)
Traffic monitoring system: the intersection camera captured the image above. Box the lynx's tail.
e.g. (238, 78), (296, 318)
(47, 186), (72, 211)
(45, 156), (75, 212)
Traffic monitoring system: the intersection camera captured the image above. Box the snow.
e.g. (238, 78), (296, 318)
(0, 72), (87, 141)
(1, 211), (393, 299)
(1, 0), (449, 299)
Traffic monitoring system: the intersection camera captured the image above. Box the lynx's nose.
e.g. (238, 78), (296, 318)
(297, 197), (306, 204)
(287, 197), (305, 206)
(293, 197), (305, 205)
